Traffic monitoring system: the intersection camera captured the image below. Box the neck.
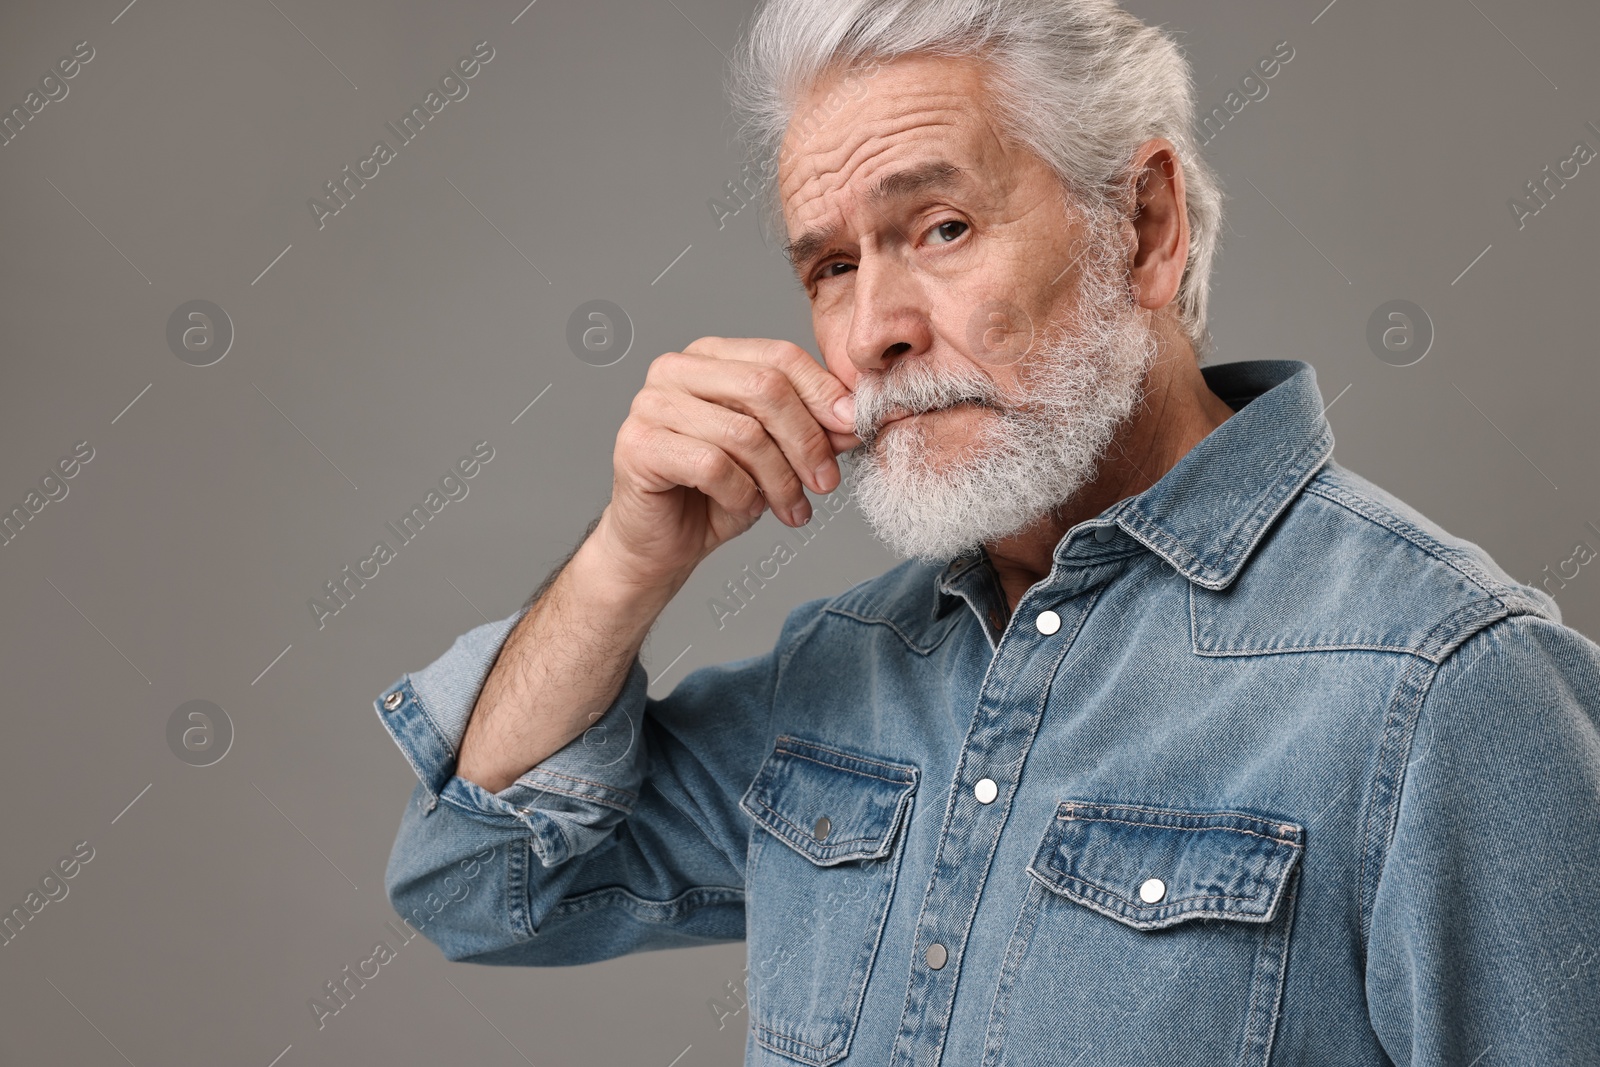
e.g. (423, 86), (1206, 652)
(984, 331), (1234, 615)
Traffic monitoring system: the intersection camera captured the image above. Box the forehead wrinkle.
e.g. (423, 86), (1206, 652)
(777, 52), (1015, 252)
(863, 158), (965, 208)
(781, 109), (971, 276)
(783, 107), (965, 222)
(785, 164), (965, 275)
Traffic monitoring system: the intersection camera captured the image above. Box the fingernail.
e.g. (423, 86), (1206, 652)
(813, 461), (838, 493)
(792, 498), (813, 526)
(832, 395), (855, 426)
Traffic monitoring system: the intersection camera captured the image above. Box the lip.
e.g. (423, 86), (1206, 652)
(877, 410), (924, 434)
(878, 400), (973, 432)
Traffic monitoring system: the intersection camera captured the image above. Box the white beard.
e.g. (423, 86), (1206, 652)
(847, 226), (1161, 564)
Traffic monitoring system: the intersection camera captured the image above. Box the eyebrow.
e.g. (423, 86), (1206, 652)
(783, 159), (967, 280)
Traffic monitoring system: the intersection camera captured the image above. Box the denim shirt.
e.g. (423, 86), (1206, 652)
(376, 360), (1600, 1066)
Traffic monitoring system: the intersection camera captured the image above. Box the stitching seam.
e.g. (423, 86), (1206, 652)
(1061, 813), (1301, 847)
(773, 742), (918, 783)
(1033, 867), (1275, 909)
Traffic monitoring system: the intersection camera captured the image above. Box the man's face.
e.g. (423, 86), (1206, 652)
(778, 51), (1161, 561)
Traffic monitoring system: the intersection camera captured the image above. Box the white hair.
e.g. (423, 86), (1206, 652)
(725, 0), (1226, 354)
(845, 210), (1161, 561)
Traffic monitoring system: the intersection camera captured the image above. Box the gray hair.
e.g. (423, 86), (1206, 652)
(725, 0), (1225, 355)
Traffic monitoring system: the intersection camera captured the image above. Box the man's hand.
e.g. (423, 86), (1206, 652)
(453, 337), (858, 794)
(593, 337), (861, 588)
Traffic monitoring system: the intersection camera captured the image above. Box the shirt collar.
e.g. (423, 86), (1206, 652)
(935, 359), (1334, 614)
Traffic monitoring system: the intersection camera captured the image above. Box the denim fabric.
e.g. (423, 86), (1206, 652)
(376, 359), (1600, 1065)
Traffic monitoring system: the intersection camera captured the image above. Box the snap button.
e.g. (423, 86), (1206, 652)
(813, 815), (831, 841)
(1034, 610), (1061, 635)
(1094, 525), (1116, 543)
(382, 691), (403, 711)
(1138, 877), (1167, 904)
(973, 778), (998, 804)
(925, 942), (948, 969)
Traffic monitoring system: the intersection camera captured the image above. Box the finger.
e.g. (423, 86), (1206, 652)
(649, 350), (841, 498)
(639, 390), (814, 527)
(618, 419), (765, 521)
(682, 337), (857, 436)
(824, 428), (861, 454)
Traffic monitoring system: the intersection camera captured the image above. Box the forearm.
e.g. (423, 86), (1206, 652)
(454, 521), (686, 793)
(450, 339), (856, 793)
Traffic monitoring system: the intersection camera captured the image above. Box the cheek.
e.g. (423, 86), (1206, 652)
(813, 321), (857, 388)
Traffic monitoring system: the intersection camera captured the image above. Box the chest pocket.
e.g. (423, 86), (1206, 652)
(982, 802), (1304, 1067)
(739, 735), (918, 1066)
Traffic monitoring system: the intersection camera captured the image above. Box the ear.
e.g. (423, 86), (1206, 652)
(1124, 139), (1189, 313)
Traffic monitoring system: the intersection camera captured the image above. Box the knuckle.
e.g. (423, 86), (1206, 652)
(688, 446), (728, 485)
(800, 423), (830, 460)
(615, 418), (650, 456)
(746, 365), (787, 405)
(724, 412), (764, 451)
(627, 392), (667, 430)
(765, 339), (809, 368)
(646, 351), (683, 381)
(777, 467), (804, 496)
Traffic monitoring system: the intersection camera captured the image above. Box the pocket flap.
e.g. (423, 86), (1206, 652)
(739, 735), (918, 865)
(1027, 802), (1303, 930)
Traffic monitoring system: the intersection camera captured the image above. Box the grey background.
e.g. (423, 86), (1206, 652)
(0, 0), (1595, 1063)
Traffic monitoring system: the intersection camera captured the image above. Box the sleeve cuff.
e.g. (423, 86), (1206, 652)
(373, 608), (527, 810)
(374, 611), (651, 867)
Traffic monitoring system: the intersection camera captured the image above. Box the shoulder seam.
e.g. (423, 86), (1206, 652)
(1355, 606), (1543, 953)
(1302, 472), (1541, 617)
(1356, 645), (1444, 958)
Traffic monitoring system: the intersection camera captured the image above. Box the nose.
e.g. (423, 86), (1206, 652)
(844, 257), (933, 374)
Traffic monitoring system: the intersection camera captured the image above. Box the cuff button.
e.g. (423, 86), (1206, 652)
(383, 691), (403, 711)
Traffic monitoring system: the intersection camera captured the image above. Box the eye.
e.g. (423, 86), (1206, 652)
(812, 260), (855, 286)
(926, 219), (968, 246)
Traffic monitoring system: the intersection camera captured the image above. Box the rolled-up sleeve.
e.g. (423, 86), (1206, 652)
(1364, 614), (1600, 1064)
(375, 599), (828, 966)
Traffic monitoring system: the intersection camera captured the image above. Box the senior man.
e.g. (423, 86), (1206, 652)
(375, 1), (1600, 1063)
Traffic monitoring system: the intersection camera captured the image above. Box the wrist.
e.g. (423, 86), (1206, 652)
(581, 510), (699, 605)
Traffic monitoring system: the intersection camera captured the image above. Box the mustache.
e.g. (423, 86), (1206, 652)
(852, 360), (1005, 442)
